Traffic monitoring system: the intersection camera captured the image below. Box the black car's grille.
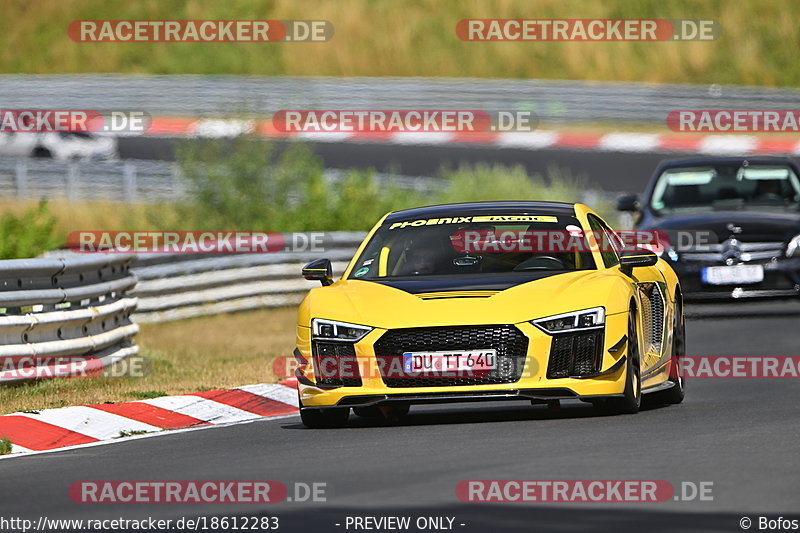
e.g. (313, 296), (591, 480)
(373, 325), (528, 388)
(546, 330), (604, 378)
(312, 342), (362, 387)
(680, 240), (783, 263)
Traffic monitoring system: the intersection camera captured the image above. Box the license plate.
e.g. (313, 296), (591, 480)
(402, 350), (497, 373)
(702, 265), (764, 285)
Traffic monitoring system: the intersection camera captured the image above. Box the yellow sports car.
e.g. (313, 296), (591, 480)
(296, 201), (685, 428)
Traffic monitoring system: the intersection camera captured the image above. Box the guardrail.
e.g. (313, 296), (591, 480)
(0, 159), (437, 204)
(0, 255), (138, 382)
(0, 158), (185, 203)
(2, 75), (799, 124)
(129, 232), (365, 323)
(0, 233), (361, 382)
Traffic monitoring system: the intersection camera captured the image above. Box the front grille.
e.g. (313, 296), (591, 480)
(312, 342), (362, 387)
(547, 330), (604, 378)
(681, 241), (783, 263)
(373, 325), (528, 388)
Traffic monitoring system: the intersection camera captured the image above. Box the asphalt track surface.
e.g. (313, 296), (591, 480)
(2, 300), (800, 533)
(119, 136), (672, 193)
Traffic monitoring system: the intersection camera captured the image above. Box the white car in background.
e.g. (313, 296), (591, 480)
(0, 131), (118, 160)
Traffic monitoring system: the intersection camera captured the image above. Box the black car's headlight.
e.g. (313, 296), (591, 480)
(655, 246), (680, 262)
(311, 318), (373, 342)
(787, 234), (800, 258)
(532, 307), (605, 334)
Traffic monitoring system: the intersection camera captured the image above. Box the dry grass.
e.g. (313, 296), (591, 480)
(0, 0), (797, 86)
(0, 199), (149, 231)
(0, 199), (182, 250)
(0, 307), (298, 414)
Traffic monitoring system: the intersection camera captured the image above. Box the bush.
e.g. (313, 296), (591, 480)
(174, 136), (613, 232)
(437, 163), (616, 223)
(173, 136), (425, 231)
(437, 162), (583, 202)
(0, 200), (61, 259)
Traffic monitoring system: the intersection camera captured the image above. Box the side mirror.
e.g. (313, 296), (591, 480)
(619, 248), (658, 275)
(616, 194), (641, 212)
(302, 258), (333, 286)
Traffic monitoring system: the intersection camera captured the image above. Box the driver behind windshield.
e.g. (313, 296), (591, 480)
(753, 179), (786, 202)
(404, 247), (441, 275)
(397, 231), (454, 276)
(350, 214), (597, 280)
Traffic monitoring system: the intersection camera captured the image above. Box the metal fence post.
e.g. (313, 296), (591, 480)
(66, 162), (78, 202)
(172, 162), (186, 201)
(123, 162), (137, 203)
(14, 160), (27, 199)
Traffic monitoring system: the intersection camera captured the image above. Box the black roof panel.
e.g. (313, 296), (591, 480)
(384, 201), (577, 223)
(657, 156), (797, 170)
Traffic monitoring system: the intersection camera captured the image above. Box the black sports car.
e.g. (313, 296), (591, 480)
(617, 156), (800, 300)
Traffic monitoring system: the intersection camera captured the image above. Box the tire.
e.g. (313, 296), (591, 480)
(650, 297), (686, 405)
(598, 308), (642, 415)
(298, 395), (349, 428)
(32, 146), (52, 158)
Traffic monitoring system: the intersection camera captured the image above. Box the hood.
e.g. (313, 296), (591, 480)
(372, 271), (566, 294)
(643, 210), (800, 244)
(299, 270), (631, 330)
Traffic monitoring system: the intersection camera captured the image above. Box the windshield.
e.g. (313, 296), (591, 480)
(650, 163), (800, 213)
(348, 212), (596, 280)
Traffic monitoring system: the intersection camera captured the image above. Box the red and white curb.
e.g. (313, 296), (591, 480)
(128, 117), (800, 155)
(0, 379), (298, 456)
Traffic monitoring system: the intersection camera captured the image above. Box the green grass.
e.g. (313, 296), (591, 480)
(0, 438), (12, 455)
(0, 307), (298, 414)
(0, 138), (613, 246)
(117, 430), (150, 438)
(0, 0), (797, 86)
(0, 201), (61, 260)
(126, 390), (167, 400)
(172, 137), (618, 231)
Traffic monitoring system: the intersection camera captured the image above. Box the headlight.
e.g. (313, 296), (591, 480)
(656, 246), (679, 262)
(532, 307), (605, 334)
(787, 234), (800, 258)
(667, 248), (680, 262)
(311, 318), (372, 342)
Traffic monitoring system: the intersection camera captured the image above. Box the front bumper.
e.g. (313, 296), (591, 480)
(296, 314), (630, 409)
(670, 257), (800, 301)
